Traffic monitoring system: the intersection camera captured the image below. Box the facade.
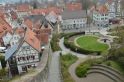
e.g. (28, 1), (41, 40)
(61, 10), (87, 30)
(2, 32), (12, 46)
(106, 1), (116, 19)
(5, 28), (41, 75)
(93, 5), (109, 27)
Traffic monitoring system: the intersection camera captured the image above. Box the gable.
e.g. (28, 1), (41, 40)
(16, 42), (38, 56)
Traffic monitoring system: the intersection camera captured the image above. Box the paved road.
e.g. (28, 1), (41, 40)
(48, 51), (61, 82)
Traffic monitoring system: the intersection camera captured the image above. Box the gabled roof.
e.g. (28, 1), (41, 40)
(66, 3), (82, 11)
(36, 33), (49, 45)
(30, 7), (62, 15)
(16, 4), (31, 12)
(5, 28), (41, 60)
(96, 5), (108, 14)
(0, 17), (12, 38)
(24, 28), (41, 52)
(24, 19), (33, 29)
(5, 44), (19, 60)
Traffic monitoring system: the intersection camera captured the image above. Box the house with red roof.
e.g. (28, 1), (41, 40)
(5, 28), (42, 75)
(30, 7), (62, 16)
(0, 17), (12, 46)
(24, 19), (33, 30)
(16, 4), (32, 17)
(65, 3), (82, 11)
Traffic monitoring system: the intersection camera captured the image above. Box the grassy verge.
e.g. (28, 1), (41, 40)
(60, 53), (78, 82)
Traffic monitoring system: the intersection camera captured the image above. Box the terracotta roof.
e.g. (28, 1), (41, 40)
(16, 4), (31, 12)
(14, 28), (25, 37)
(47, 7), (62, 14)
(24, 19), (33, 29)
(30, 7), (62, 15)
(0, 17), (12, 36)
(96, 5), (108, 14)
(66, 3), (82, 11)
(36, 33), (49, 45)
(24, 28), (41, 52)
(33, 28), (51, 35)
(30, 8), (47, 15)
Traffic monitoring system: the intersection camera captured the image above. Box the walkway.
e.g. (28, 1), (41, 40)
(59, 37), (114, 82)
(68, 58), (114, 82)
(59, 38), (87, 58)
(48, 51), (61, 82)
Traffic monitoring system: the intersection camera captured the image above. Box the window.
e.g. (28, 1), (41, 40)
(22, 46), (30, 50)
(27, 65), (31, 68)
(101, 18), (104, 20)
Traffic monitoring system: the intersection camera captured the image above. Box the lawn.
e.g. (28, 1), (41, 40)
(60, 53), (78, 82)
(76, 36), (109, 52)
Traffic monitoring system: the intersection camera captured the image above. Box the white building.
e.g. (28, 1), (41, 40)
(61, 10), (87, 30)
(5, 28), (41, 75)
(93, 5), (109, 27)
(105, 1), (116, 19)
(2, 32), (12, 46)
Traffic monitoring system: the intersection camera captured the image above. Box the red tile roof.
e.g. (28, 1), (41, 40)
(24, 28), (41, 52)
(36, 33), (49, 44)
(14, 28), (25, 37)
(96, 5), (108, 14)
(47, 7), (62, 14)
(66, 3), (82, 11)
(24, 19), (33, 29)
(0, 17), (12, 34)
(30, 7), (62, 15)
(30, 8), (47, 15)
(16, 4), (31, 12)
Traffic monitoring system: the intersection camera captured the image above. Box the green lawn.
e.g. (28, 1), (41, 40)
(76, 36), (109, 52)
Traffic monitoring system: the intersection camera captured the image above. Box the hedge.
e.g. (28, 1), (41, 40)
(63, 32), (101, 55)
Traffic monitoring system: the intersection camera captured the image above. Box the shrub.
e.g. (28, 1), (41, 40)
(50, 34), (61, 51)
(76, 64), (90, 77)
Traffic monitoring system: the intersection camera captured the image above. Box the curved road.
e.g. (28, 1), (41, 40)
(59, 38), (87, 58)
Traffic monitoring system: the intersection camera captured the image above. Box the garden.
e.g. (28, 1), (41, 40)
(63, 32), (109, 55)
(75, 26), (124, 78)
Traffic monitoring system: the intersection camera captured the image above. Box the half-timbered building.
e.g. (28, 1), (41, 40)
(5, 28), (41, 76)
